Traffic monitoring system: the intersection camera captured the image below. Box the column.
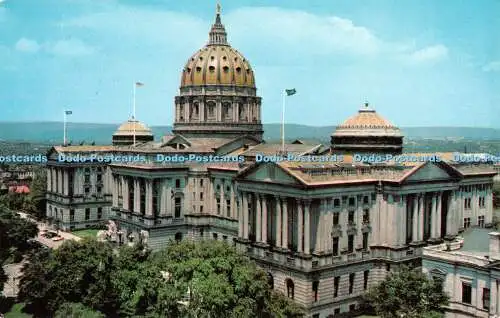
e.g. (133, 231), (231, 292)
(58, 169), (63, 193)
(380, 196), (388, 245)
(220, 180), (225, 216)
(412, 196), (418, 242)
(436, 192), (442, 238)
(112, 176), (118, 207)
(297, 199), (303, 253)
(243, 193), (249, 239)
(160, 180), (167, 216)
(231, 185), (236, 219)
(256, 195), (262, 242)
(134, 179), (140, 213)
(316, 199), (326, 252)
(47, 169), (52, 192)
(431, 193), (437, 238)
(304, 200), (311, 254)
(399, 195), (406, 246)
(486, 186), (493, 224)
(418, 195), (424, 241)
(122, 177), (129, 211)
(373, 193), (381, 245)
(275, 197), (282, 247)
(51, 168), (56, 192)
(238, 192), (244, 237)
(262, 196), (268, 243)
(200, 100), (205, 122)
(184, 177), (192, 215)
(282, 198), (288, 249)
(146, 180), (153, 217)
(165, 179), (172, 215)
(497, 280), (500, 314)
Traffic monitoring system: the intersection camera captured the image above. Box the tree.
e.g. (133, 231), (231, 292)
(25, 167), (47, 220)
(18, 238), (119, 317)
(55, 302), (105, 318)
(365, 266), (448, 318)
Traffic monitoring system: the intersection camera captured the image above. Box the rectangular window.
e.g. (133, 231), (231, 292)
(226, 199), (231, 217)
(462, 282), (472, 304)
(386, 264), (391, 272)
(333, 212), (339, 225)
(200, 206), (204, 213)
(464, 217), (471, 229)
(213, 233), (218, 240)
(312, 281), (319, 302)
(479, 196), (485, 208)
(216, 198), (221, 214)
(97, 186), (102, 194)
(334, 308), (340, 315)
(174, 197), (181, 218)
(334, 276), (340, 298)
(478, 215), (485, 227)
(97, 207), (102, 219)
(363, 209), (370, 223)
(70, 209), (75, 222)
(84, 174), (90, 183)
(333, 237), (339, 256)
(362, 232), (369, 250)
(85, 208), (90, 220)
(349, 304), (356, 312)
(483, 288), (490, 309)
(175, 179), (181, 188)
(363, 195), (369, 204)
(363, 270), (369, 290)
(84, 186), (90, 194)
(348, 210), (355, 225)
(349, 273), (355, 294)
(349, 197), (355, 206)
(200, 192), (204, 201)
(333, 198), (340, 208)
(222, 235), (227, 241)
(200, 179), (203, 187)
(348, 235), (354, 253)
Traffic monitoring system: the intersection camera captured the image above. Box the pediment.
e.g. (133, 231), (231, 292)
(403, 162), (460, 183)
(163, 134), (191, 147)
(240, 163), (301, 185)
(215, 135), (261, 155)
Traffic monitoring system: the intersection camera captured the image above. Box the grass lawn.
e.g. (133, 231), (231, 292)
(4, 303), (31, 318)
(71, 229), (100, 238)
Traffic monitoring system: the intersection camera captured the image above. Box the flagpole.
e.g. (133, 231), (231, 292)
(281, 90), (285, 154)
(133, 82), (136, 146)
(63, 110), (67, 146)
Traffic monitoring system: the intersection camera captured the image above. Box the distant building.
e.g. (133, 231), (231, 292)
(423, 229), (500, 317)
(44, 5), (497, 317)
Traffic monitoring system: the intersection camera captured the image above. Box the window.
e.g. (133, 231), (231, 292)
(85, 208), (90, 220)
(70, 209), (75, 222)
(363, 270), (369, 290)
(348, 211), (355, 225)
(334, 276), (340, 297)
(349, 304), (356, 312)
(200, 192), (204, 201)
(174, 197), (181, 218)
(286, 279), (294, 299)
(433, 276), (444, 291)
(483, 288), (490, 309)
(334, 308), (340, 315)
(363, 195), (369, 204)
(333, 212), (339, 225)
(175, 179), (181, 188)
(333, 237), (339, 256)
(175, 232), (182, 242)
(479, 196), (485, 208)
(97, 207), (102, 219)
(312, 315), (319, 318)
(363, 209), (370, 223)
(349, 273), (355, 294)
(226, 199), (231, 217)
(84, 174), (90, 184)
(200, 206), (204, 213)
(96, 173), (102, 183)
(464, 217), (471, 229)
(213, 233), (218, 240)
(216, 198), (221, 214)
(349, 197), (355, 206)
(333, 198), (340, 208)
(222, 235), (227, 241)
(462, 282), (472, 304)
(362, 232), (369, 250)
(200, 179), (203, 187)
(478, 215), (485, 227)
(386, 264), (391, 272)
(348, 235), (354, 253)
(97, 186), (102, 194)
(312, 281), (319, 302)
(464, 198), (471, 209)
(84, 186), (90, 194)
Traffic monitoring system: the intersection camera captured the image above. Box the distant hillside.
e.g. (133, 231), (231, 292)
(0, 122), (499, 144)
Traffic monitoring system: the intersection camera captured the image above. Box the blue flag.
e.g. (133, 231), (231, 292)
(285, 88), (296, 96)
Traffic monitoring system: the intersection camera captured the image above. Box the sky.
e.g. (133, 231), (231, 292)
(0, 0), (499, 127)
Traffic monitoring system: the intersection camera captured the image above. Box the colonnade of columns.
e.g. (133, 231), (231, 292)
(176, 99), (261, 123)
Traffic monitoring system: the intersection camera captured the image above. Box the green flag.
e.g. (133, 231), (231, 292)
(285, 88), (296, 96)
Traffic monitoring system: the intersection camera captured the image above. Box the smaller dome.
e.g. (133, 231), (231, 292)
(112, 119), (154, 146)
(333, 103), (401, 137)
(114, 119), (153, 137)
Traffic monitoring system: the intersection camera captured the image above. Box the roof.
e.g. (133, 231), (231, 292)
(240, 143), (322, 157)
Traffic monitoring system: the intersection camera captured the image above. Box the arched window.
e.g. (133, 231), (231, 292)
(286, 278), (294, 299)
(267, 272), (274, 290)
(175, 232), (183, 242)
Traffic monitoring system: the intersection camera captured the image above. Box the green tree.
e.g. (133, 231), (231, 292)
(55, 302), (106, 318)
(25, 167), (47, 220)
(365, 266), (448, 318)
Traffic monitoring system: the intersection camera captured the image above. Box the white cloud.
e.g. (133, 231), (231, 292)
(404, 44), (449, 63)
(483, 61), (500, 72)
(15, 38), (40, 53)
(45, 39), (96, 56)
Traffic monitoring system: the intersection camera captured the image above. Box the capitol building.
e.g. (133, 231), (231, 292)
(45, 6), (496, 317)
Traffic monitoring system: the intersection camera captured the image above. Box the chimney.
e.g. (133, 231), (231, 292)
(489, 232), (500, 256)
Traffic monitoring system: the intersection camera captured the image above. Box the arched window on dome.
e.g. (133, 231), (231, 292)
(238, 103), (247, 122)
(190, 102), (199, 120)
(222, 102), (232, 121)
(206, 101), (216, 120)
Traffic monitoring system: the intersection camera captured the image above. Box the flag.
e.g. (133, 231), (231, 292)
(135, 82), (144, 87)
(65, 110), (72, 115)
(285, 88), (296, 96)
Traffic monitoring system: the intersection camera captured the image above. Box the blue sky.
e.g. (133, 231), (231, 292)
(0, 0), (499, 127)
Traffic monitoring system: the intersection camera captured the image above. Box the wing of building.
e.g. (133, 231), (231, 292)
(44, 5), (497, 318)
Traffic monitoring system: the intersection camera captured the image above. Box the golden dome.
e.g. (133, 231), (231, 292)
(113, 119), (153, 137)
(333, 103), (401, 137)
(180, 6), (255, 88)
